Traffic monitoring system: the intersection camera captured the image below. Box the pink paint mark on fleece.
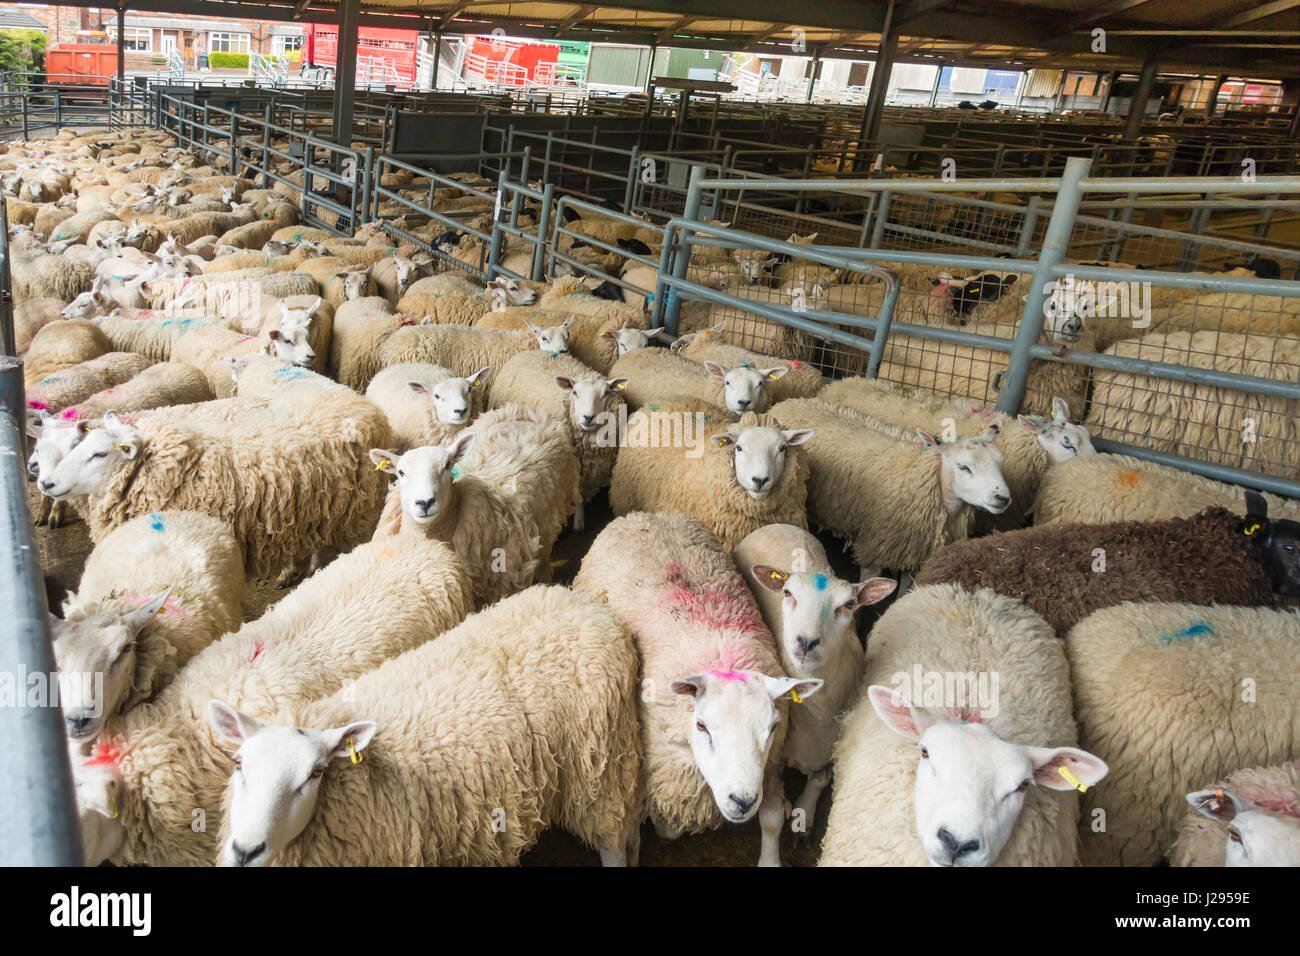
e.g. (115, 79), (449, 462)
(250, 640), (265, 662)
(27, 400), (48, 411)
(1255, 794), (1300, 818)
(237, 336), (256, 344)
(84, 741), (123, 768)
(664, 583), (766, 635)
(61, 408), (80, 420)
(124, 592), (188, 619)
(709, 669), (749, 683)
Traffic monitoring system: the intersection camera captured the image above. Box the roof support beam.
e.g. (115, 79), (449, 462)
(1070, 0), (1157, 28)
(1210, 0), (1300, 29)
(1123, 52), (1158, 140)
(554, 5), (596, 36)
(895, 0), (956, 24)
(743, 23), (789, 50)
(656, 16), (698, 43)
(435, 1), (475, 29)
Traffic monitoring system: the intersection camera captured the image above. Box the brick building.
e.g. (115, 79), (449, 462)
(4, 4), (304, 70)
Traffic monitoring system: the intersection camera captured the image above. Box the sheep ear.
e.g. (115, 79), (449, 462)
(1026, 746), (1109, 792)
(208, 700), (261, 745)
(1244, 490), (1268, 519)
(279, 300), (290, 317)
(1051, 397), (1069, 422)
(669, 674), (708, 697)
(555, 376), (575, 392)
(524, 320), (541, 334)
(645, 327), (665, 338)
(867, 685), (938, 742)
(607, 377), (629, 392)
(469, 366), (492, 388)
(601, 331), (617, 342)
(1187, 787), (1251, 822)
(781, 429), (815, 446)
(406, 381), (430, 396)
(708, 321), (726, 334)
(447, 431), (476, 465)
(124, 587), (172, 635)
(703, 361), (727, 379)
(916, 429), (941, 450)
(709, 433), (737, 449)
(1017, 414), (1043, 435)
(853, 577), (898, 607)
(323, 721), (378, 762)
(562, 315), (574, 329)
(76, 419), (95, 436)
(751, 565), (789, 592)
(762, 366), (790, 381)
(767, 675), (824, 702)
(980, 424), (1001, 443)
(368, 448), (398, 474)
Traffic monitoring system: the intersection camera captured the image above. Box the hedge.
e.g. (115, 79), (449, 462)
(207, 51), (249, 69)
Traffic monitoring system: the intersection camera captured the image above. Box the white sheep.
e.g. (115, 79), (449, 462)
(602, 325), (664, 356)
(210, 584), (643, 866)
(610, 398), (814, 552)
(1175, 763), (1300, 866)
(607, 347), (791, 417)
(770, 398), (1010, 580)
(370, 403), (581, 606)
(71, 536), (474, 865)
(488, 349), (627, 530)
(574, 511), (819, 866)
(365, 362), (491, 451)
(54, 511), (244, 742)
(734, 524), (896, 834)
(819, 584), (1109, 867)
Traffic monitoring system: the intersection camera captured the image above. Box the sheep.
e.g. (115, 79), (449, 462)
(40, 394), (391, 581)
(329, 296), (400, 389)
(488, 349), (627, 529)
(476, 307), (639, 375)
(770, 398), (1010, 578)
(25, 352), (153, 416)
(210, 584), (643, 867)
(673, 324), (824, 399)
(60, 361), (214, 422)
(47, 209), (120, 245)
(1064, 601), (1300, 866)
(378, 324), (540, 385)
(394, 275), (535, 327)
(364, 362), (490, 451)
(287, 255), (374, 307)
(10, 248), (95, 302)
(370, 254), (422, 305)
(22, 320), (112, 380)
(1031, 452), (1300, 526)
(149, 268), (319, 315)
(915, 499), (1295, 636)
(217, 219), (279, 250)
(1174, 762), (1300, 867)
(161, 209), (256, 246)
(13, 298), (67, 354)
(734, 524), (896, 835)
(820, 377), (1093, 531)
(258, 295), (331, 373)
(604, 324), (665, 357)
(609, 398), (814, 553)
(818, 584), (1108, 867)
(92, 310), (224, 363)
(370, 403), (580, 605)
(1086, 330), (1300, 474)
(25, 413), (87, 528)
(573, 511), (819, 866)
(171, 324), (264, 397)
(607, 347), (791, 415)
(54, 511), (244, 742)
(71, 536), (474, 866)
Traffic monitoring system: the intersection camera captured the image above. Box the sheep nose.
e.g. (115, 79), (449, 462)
(454, 408), (468, 418)
(27, 460), (38, 477)
(750, 475), (770, 489)
(39, 479), (55, 492)
(728, 793), (756, 817)
(415, 498), (436, 514)
(581, 414), (596, 426)
(796, 636), (820, 654)
(937, 827), (981, 862)
(230, 841), (266, 867)
(735, 398), (751, 410)
(992, 493), (1010, 508)
(65, 715), (95, 737)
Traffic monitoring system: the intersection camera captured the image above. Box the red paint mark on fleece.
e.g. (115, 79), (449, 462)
(84, 741), (123, 768)
(27, 400), (48, 411)
(237, 336), (256, 344)
(709, 669), (749, 683)
(1255, 794), (1300, 818)
(61, 408), (80, 420)
(662, 565), (765, 635)
(124, 592), (187, 618)
(250, 640), (265, 662)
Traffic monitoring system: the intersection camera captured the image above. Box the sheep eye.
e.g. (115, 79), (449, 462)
(91, 451), (107, 460)
(1061, 438), (1074, 449)
(958, 463), (972, 474)
(695, 721), (708, 735)
(735, 445), (743, 453)
(397, 469), (405, 478)
(232, 755), (242, 769)
(310, 765), (325, 779)
(1228, 827), (1243, 843)
(919, 747), (929, 759)
(1016, 779), (1030, 793)
(782, 589), (792, 599)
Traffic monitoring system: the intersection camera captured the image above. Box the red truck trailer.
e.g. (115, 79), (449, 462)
(45, 30), (117, 86)
(303, 24), (420, 85)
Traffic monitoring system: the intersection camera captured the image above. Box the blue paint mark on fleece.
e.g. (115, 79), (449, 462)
(812, 573), (828, 591)
(274, 367), (306, 379)
(1157, 621), (1215, 645)
(148, 512), (165, 532)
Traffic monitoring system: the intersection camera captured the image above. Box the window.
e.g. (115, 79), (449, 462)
(272, 34), (303, 57)
(209, 32), (250, 54)
(107, 26), (152, 53)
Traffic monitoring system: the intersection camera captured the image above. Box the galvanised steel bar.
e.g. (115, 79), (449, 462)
(996, 155), (1091, 415)
(0, 358), (83, 866)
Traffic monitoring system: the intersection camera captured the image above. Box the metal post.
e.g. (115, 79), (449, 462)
(644, 44), (656, 94)
(624, 146), (640, 214)
(805, 47), (821, 105)
(1099, 70), (1119, 113)
(928, 61), (942, 108)
(656, 164), (704, 335)
(1123, 54), (1158, 141)
(485, 169), (508, 280)
(115, 6), (125, 88)
(431, 32), (442, 90)
(996, 156), (1090, 416)
(869, 190), (892, 247)
(532, 183), (553, 282)
(0, 359), (83, 867)
(332, 0), (360, 148)
(1205, 75), (1228, 117)
(1016, 194), (1040, 256)
(856, 0), (897, 169)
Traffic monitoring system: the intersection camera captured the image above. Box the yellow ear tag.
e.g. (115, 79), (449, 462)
(375, 459), (389, 472)
(347, 736), (362, 765)
(1058, 766), (1087, 793)
(790, 689), (803, 704)
(1243, 522), (1261, 536)
(107, 791), (119, 819)
(769, 569), (788, 582)
(115, 444), (131, 453)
